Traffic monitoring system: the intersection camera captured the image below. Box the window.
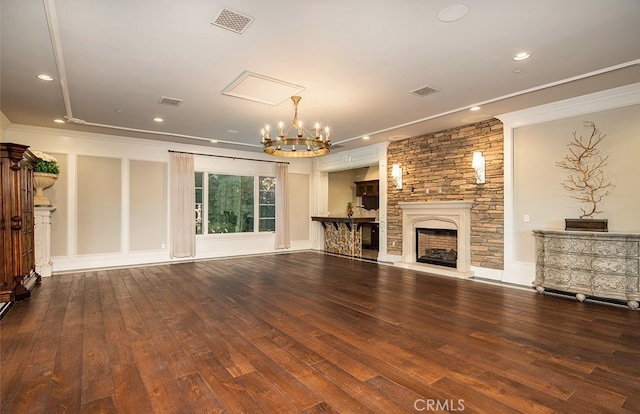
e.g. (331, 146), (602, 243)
(194, 173), (276, 235)
(259, 176), (276, 232)
(195, 172), (204, 234)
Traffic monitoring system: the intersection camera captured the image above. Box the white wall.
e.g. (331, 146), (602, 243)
(289, 173), (311, 241)
(513, 104), (640, 262)
(328, 169), (357, 216)
(130, 160), (168, 251)
(2, 124), (313, 272)
(76, 155), (122, 254)
(499, 82), (640, 286)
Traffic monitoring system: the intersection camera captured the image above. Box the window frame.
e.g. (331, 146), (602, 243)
(194, 171), (276, 236)
(258, 175), (276, 232)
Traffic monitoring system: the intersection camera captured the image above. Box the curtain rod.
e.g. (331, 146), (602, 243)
(168, 150), (289, 165)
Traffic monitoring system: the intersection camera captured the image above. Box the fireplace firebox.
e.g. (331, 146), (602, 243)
(416, 228), (457, 268)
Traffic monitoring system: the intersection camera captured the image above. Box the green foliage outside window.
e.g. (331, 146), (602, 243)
(194, 173), (276, 235)
(208, 174), (254, 233)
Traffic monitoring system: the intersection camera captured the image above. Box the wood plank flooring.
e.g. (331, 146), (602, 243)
(1, 251), (639, 413)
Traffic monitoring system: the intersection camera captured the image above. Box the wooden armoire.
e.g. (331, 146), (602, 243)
(1, 143), (39, 304)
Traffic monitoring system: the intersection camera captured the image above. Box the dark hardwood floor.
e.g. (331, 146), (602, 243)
(1, 252), (639, 413)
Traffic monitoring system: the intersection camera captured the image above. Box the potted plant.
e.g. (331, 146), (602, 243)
(346, 201), (354, 218)
(556, 121), (613, 231)
(31, 150), (60, 206)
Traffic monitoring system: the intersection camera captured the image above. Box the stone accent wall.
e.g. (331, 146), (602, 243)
(323, 223), (362, 257)
(387, 118), (504, 270)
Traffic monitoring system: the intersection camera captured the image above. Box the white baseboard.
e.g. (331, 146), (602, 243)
(49, 240), (316, 274)
(378, 253), (401, 263)
(503, 261), (536, 286)
(470, 266), (503, 281)
(471, 263), (535, 287)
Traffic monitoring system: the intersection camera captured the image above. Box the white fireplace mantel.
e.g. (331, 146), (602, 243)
(396, 201), (474, 278)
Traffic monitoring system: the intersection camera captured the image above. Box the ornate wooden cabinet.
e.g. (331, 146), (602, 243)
(533, 229), (640, 309)
(1, 143), (39, 304)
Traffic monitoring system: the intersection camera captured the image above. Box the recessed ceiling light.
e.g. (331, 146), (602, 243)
(513, 52), (531, 61)
(470, 106), (480, 111)
(438, 4), (469, 22)
(37, 74), (54, 81)
(53, 119), (65, 123)
(227, 129), (239, 134)
(514, 69), (524, 73)
(153, 117), (164, 122)
(362, 136), (370, 140)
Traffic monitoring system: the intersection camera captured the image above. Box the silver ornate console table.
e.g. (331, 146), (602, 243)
(533, 230), (640, 309)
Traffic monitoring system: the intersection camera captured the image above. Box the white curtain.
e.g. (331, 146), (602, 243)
(275, 163), (290, 249)
(169, 152), (196, 258)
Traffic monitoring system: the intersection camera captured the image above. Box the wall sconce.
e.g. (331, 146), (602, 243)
(472, 151), (485, 184)
(391, 163), (403, 189)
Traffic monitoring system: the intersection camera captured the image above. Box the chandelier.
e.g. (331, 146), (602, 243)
(261, 96), (331, 157)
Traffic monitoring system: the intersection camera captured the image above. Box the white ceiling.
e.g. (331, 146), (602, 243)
(2, 0), (640, 154)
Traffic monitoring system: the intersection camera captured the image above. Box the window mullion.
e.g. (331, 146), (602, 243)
(203, 173), (209, 235)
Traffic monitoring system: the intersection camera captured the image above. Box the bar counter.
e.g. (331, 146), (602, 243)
(312, 216), (376, 257)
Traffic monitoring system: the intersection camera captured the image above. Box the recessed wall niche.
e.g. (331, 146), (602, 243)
(130, 160), (167, 251)
(512, 104), (640, 263)
(77, 155), (121, 255)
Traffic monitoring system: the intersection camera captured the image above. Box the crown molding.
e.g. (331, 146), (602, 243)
(497, 82), (640, 127)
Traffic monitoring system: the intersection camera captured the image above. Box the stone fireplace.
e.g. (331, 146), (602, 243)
(396, 201), (474, 278)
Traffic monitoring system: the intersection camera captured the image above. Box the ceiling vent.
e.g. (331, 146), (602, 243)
(411, 85), (440, 97)
(158, 96), (184, 107)
(211, 7), (253, 34)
